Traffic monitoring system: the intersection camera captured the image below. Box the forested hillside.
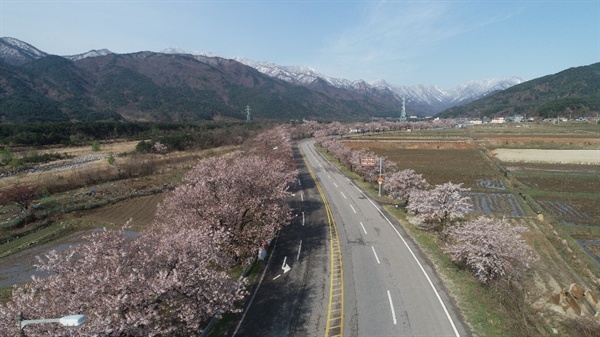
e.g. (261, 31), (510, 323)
(438, 62), (600, 119)
(0, 52), (399, 123)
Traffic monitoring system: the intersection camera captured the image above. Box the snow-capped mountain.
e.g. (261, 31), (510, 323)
(0, 37), (48, 66)
(448, 77), (523, 104)
(64, 49), (113, 61)
(143, 47), (524, 114)
(0, 37), (524, 116)
(230, 58), (523, 114)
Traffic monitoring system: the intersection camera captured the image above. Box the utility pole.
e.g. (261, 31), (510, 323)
(378, 157), (383, 197)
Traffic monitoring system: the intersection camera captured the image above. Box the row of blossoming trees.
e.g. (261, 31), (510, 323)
(0, 126), (297, 336)
(315, 125), (537, 286)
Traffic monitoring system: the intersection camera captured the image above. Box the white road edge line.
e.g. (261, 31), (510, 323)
(349, 204), (357, 213)
(310, 141), (461, 337)
(297, 240), (302, 261)
(387, 290), (397, 325)
(360, 222), (367, 234)
(364, 189), (461, 337)
(232, 227), (282, 336)
(371, 246), (381, 264)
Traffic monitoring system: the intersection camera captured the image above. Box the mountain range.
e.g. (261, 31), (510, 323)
(161, 48), (523, 115)
(437, 62), (600, 119)
(1, 37), (594, 123)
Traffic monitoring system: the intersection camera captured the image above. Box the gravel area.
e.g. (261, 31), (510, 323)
(0, 154), (109, 180)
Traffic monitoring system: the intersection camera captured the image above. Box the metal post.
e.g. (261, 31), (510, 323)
(378, 157), (382, 197)
(18, 311), (24, 337)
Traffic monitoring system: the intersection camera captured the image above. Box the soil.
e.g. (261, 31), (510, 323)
(81, 193), (165, 227)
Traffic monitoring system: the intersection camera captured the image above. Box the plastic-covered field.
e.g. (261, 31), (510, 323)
(467, 192), (525, 217)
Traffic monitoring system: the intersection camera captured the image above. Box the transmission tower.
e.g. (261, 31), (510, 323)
(399, 96), (407, 121)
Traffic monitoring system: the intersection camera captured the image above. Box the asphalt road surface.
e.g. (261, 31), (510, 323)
(230, 143), (330, 337)
(231, 140), (470, 337)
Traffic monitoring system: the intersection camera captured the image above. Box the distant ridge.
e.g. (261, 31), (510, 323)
(167, 49), (523, 115)
(0, 37), (48, 66)
(64, 49), (114, 61)
(1, 37), (594, 122)
(437, 62), (600, 119)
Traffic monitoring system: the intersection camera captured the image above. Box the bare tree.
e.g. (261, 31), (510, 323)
(0, 185), (38, 211)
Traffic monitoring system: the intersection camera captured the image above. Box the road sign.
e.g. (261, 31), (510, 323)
(360, 157), (377, 167)
(377, 176), (383, 184)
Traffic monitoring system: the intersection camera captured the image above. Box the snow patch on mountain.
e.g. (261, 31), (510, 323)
(0, 37), (48, 65)
(0, 38), (523, 116)
(448, 77), (523, 103)
(161, 48), (220, 58)
(64, 49), (113, 61)
(231, 58), (522, 113)
(142, 47), (525, 113)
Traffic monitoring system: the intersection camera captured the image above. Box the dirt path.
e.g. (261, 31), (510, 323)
(492, 149), (600, 164)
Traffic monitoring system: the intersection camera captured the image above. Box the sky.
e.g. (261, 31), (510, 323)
(1, 0), (598, 89)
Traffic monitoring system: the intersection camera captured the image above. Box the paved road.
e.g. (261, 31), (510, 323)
(231, 140), (470, 337)
(300, 140), (470, 337)
(230, 144), (330, 337)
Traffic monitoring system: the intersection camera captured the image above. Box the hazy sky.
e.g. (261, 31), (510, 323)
(1, 1), (598, 88)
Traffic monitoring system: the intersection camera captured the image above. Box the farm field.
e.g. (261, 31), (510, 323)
(492, 148), (600, 164)
(344, 140), (502, 190)
(346, 122), (600, 264)
(334, 122), (600, 336)
(0, 139), (232, 292)
(81, 193), (165, 227)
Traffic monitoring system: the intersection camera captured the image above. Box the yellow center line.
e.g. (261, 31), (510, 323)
(300, 146), (344, 337)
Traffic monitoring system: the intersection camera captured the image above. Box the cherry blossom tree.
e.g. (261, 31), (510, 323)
(353, 153), (396, 185)
(443, 216), (537, 285)
(0, 127), (297, 336)
(320, 137), (353, 170)
(0, 224), (247, 336)
(249, 125), (294, 167)
(385, 169), (429, 204)
(325, 121), (347, 136)
(406, 182), (472, 232)
(351, 148), (376, 179)
(155, 153), (296, 265)
(153, 141), (168, 154)
(291, 120), (320, 139)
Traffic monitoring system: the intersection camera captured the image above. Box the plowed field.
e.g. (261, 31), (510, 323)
(82, 194), (165, 227)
